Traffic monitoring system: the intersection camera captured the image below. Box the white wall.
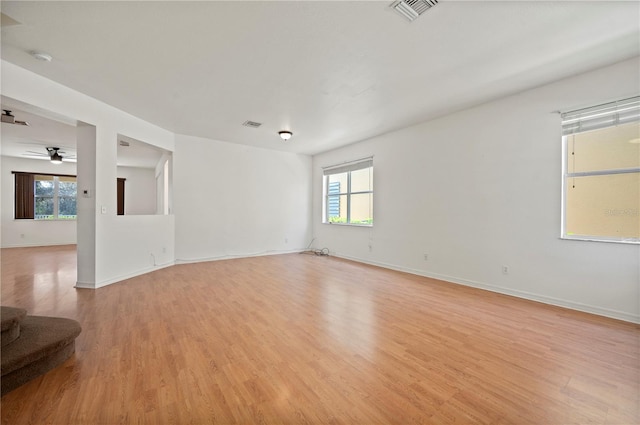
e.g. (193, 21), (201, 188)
(117, 166), (156, 215)
(174, 134), (312, 263)
(76, 122), (97, 286)
(154, 153), (172, 215)
(2, 60), (176, 288)
(3, 58), (638, 321)
(1, 156), (77, 247)
(312, 57), (640, 323)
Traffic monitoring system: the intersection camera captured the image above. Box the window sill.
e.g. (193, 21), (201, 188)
(16, 219), (77, 222)
(323, 222), (373, 228)
(561, 235), (639, 245)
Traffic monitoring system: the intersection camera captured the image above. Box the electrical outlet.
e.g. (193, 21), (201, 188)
(284, 238), (288, 244)
(502, 265), (509, 275)
(162, 247), (166, 254)
(368, 244), (373, 252)
(423, 253), (428, 261)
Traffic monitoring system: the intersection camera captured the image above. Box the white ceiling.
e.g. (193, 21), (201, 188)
(1, 1), (639, 156)
(1, 96), (165, 168)
(1, 99), (78, 162)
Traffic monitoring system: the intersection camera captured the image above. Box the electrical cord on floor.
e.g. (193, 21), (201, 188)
(299, 247), (330, 256)
(300, 248), (330, 256)
(299, 238), (330, 256)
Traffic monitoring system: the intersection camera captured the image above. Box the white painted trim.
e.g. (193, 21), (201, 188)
(175, 248), (304, 265)
(2, 242), (77, 248)
(332, 253), (640, 324)
(74, 281), (96, 289)
(75, 261), (175, 289)
(74, 249), (303, 288)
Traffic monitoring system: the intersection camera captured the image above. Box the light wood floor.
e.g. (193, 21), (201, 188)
(1, 245), (638, 424)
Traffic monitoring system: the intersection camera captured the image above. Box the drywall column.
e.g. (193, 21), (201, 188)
(76, 122), (97, 287)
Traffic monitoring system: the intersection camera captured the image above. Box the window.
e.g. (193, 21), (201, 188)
(14, 172), (77, 220)
(323, 158), (373, 225)
(34, 175), (77, 220)
(561, 96), (639, 243)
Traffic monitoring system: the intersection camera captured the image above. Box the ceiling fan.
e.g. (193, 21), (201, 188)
(1, 110), (29, 126)
(48, 147), (64, 164)
(23, 147), (75, 163)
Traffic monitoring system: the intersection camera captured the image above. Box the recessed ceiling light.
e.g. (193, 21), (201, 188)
(30, 51), (52, 62)
(279, 131), (293, 141)
(629, 138), (640, 144)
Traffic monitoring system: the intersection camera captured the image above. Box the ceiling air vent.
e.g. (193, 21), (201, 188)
(242, 120), (262, 128)
(391, 0), (438, 22)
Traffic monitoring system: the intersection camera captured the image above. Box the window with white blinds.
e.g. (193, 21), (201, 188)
(323, 158), (373, 226)
(561, 96), (639, 243)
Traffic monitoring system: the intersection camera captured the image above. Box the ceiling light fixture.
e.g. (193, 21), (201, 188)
(1, 109), (29, 126)
(30, 51), (52, 62)
(279, 131), (293, 141)
(47, 147), (63, 164)
(50, 152), (63, 164)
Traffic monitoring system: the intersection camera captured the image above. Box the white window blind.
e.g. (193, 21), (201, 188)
(323, 157), (373, 176)
(560, 95), (640, 244)
(561, 96), (640, 135)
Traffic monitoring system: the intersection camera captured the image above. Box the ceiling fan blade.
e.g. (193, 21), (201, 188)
(21, 154), (49, 159)
(25, 151), (49, 156)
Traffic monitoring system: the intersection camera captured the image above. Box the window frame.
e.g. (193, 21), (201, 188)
(34, 175), (56, 219)
(322, 158), (373, 227)
(560, 96), (640, 244)
(13, 172), (78, 221)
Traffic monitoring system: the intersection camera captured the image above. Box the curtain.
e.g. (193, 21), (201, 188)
(14, 173), (35, 219)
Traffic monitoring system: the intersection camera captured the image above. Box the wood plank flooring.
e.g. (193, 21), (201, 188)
(1, 245), (638, 424)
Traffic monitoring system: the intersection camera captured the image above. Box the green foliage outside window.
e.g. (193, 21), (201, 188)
(329, 216), (372, 225)
(34, 176), (77, 220)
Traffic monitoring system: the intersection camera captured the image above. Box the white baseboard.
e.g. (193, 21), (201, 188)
(2, 242), (77, 249)
(75, 249), (304, 288)
(175, 248), (303, 265)
(75, 261), (175, 289)
(332, 253), (640, 324)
